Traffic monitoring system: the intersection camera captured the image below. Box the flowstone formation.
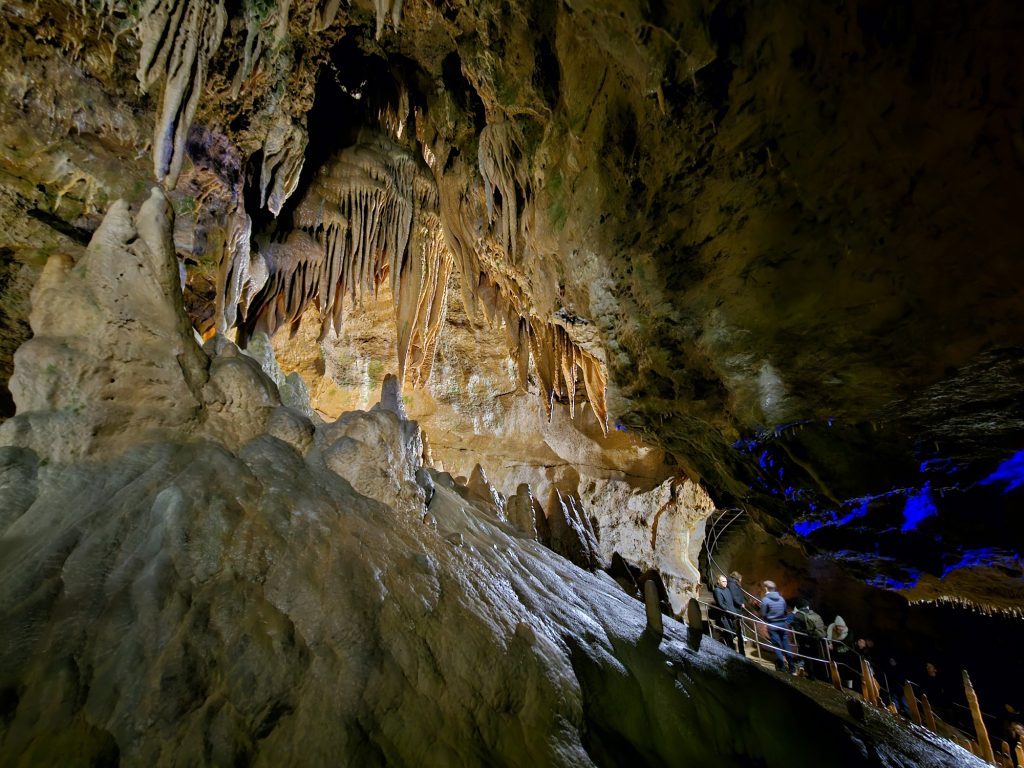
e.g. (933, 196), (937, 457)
(0, 193), (986, 767)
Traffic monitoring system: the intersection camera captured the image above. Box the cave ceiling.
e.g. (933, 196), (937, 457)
(0, 0), (1022, 606)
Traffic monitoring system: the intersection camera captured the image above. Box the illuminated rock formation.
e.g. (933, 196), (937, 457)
(0, 194), (984, 765)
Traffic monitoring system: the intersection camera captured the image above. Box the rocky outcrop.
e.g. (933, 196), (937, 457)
(580, 476), (716, 612)
(0, 189), (207, 460)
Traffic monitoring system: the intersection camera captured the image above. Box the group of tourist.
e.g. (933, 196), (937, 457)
(707, 571), (1024, 755)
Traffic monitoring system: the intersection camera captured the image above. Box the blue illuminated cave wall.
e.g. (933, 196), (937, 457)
(732, 420), (1024, 593)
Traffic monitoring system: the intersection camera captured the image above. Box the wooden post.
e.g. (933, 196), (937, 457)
(921, 694), (937, 732)
(905, 682), (922, 725)
(963, 670), (996, 764)
(830, 660), (842, 691)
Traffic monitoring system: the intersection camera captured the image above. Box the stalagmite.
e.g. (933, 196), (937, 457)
(644, 580), (664, 637)
(507, 483), (538, 539)
(546, 488), (597, 570)
(532, 494), (550, 547)
(467, 464), (505, 520)
(135, 0), (227, 188)
(566, 494), (600, 567)
(905, 683), (922, 725)
(963, 670), (996, 764)
(921, 694), (938, 732)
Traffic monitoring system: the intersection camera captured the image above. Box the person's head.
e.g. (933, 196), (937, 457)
(730, 571), (743, 583)
(925, 662), (938, 677)
(855, 638), (867, 650)
(717, 574), (728, 588)
(762, 580), (776, 592)
(793, 597), (810, 611)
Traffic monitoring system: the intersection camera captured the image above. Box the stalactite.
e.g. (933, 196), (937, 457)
(215, 204), (253, 335)
(236, 230), (323, 344)
(435, 168), (483, 320)
(373, 0), (404, 39)
(425, 126), (610, 432)
(379, 83), (411, 141)
(236, 132), (454, 394)
(135, 0), (227, 188)
(260, 116), (308, 216)
(310, 0), (342, 32)
(228, 0), (290, 87)
(400, 216), (453, 388)
(478, 121), (529, 260)
(521, 317), (608, 432)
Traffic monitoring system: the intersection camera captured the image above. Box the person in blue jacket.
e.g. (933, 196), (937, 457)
(760, 580), (797, 674)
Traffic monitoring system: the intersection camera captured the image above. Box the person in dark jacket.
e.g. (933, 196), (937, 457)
(760, 580), (797, 674)
(727, 571), (748, 613)
(712, 574), (740, 651)
(789, 597), (826, 677)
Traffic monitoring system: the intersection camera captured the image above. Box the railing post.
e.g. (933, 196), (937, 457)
(830, 660), (842, 691)
(860, 657), (871, 703)
(963, 670), (996, 765)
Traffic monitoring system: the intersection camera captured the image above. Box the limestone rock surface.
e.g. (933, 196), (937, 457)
(1, 189), (207, 460)
(580, 477), (717, 613)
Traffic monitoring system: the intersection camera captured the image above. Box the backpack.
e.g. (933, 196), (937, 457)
(806, 610), (826, 639)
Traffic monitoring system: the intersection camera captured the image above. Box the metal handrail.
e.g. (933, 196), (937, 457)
(700, 601), (974, 735)
(703, 507), (763, 604)
(698, 600), (900, 693)
(698, 599), (822, 642)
